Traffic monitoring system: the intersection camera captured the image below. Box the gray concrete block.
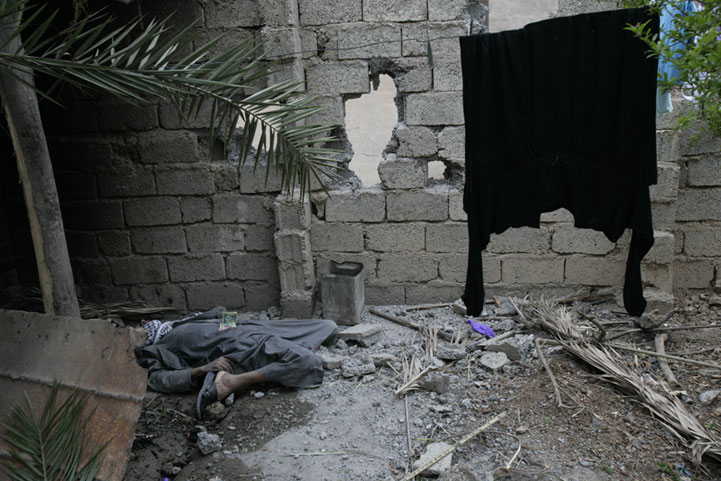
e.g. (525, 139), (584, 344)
(438, 126), (465, 162)
(238, 164), (284, 194)
(337, 24), (402, 59)
(63, 201), (125, 230)
(438, 254), (466, 283)
(652, 201), (678, 230)
(181, 197), (212, 223)
(365, 283), (405, 305)
(673, 258), (714, 289)
(299, 29), (318, 58)
(97, 231), (131, 257)
(426, 223), (468, 253)
(131, 284), (187, 310)
(158, 100), (214, 129)
(378, 156), (428, 189)
(266, 57), (306, 86)
(156, 167), (215, 196)
(686, 154), (721, 187)
(304, 96), (345, 126)
(405, 282), (463, 304)
(642, 263), (673, 293)
(227, 253), (280, 282)
(192, 28), (257, 58)
(501, 255), (564, 284)
(244, 280), (281, 310)
(405, 92), (464, 126)
(311, 222), (364, 252)
(325, 189), (385, 222)
(551, 226), (615, 255)
(483, 255), (502, 284)
(125, 198), (181, 226)
(204, 0), (262, 28)
(168, 254), (226, 282)
(650, 162), (680, 201)
(365, 224), (424, 252)
(644, 230), (675, 264)
(138, 130), (199, 164)
(306, 61), (369, 95)
(274, 194), (312, 230)
(186, 282), (246, 311)
(261, 26), (302, 57)
(298, 0), (361, 25)
(378, 254), (437, 282)
(186, 224), (245, 252)
(396, 125), (437, 158)
(316, 253), (378, 280)
(684, 229), (721, 257)
(656, 129), (681, 162)
(209, 162), (238, 191)
(429, 0), (469, 20)
(278, 261), (315, 291)
(449, 189), (466, 221)
(97, 102), (158, 132)
(402, 22), (467, 58)
(338, 323), (382, 340)
(564, 256), (625, 286)
(243, 224), (276, 252)
(78, 259), (111, 285)
(260, 0), (299, 26)
(676, 188), (721, 221)
(363, 0), (426, 21)
(433, 57), (463, 91)
(275, 230), (311, 262)
(213, 194), (274, 225)
(387, 188), (448, 221)
(131, 226), (187, 254)
(540, 208), (574, 223)
(395, 59), (433, 93)
(280, 290), (315, 318)
(680, 124), (721, 156)
(111, 257), (168, 285)
(97, 168), (156, 198)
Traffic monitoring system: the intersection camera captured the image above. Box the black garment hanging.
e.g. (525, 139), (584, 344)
(459, 8), (659, 317)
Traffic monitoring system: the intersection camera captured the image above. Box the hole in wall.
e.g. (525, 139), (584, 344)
(345, 74), (398, 186)
(428, 160), (446, 181)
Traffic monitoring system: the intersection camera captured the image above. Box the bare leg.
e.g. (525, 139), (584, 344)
(214, 370), (268, 401)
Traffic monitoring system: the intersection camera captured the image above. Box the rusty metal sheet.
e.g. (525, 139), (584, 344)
(0, 309), (147, 481)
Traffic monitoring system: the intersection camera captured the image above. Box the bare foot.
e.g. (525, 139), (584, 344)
(214, 371), (231, 401)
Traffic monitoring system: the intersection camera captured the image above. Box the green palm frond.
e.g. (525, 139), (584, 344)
(0, 1), (343, 197)
(1, 382), (107, 481)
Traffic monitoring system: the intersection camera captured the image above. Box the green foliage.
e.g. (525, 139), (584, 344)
(620, 0), (721, 138)
(657, 461), (681, 480)
(600, 465), (615, 475)
(0, 1), (342, 197)
(0, 382), (107, 481)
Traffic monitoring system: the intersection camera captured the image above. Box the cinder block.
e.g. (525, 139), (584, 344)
(267, 57), (305, 86)
(63, 201), (125, 230)
(396, 125), (437, 158)
(227, 253), (279, 282)
(642, 263), (672, 292)
(275, 230), (311, 262)
(386, 188), (448, 222)
(680, 124), (721, 156)
(141, 1), (204, 29)
(159, 100), (213, 129)
(280, 290), (315, 318)
(180, 197), (212, 223)
(300, 29), (318, 59)
(298, 0), (361, 25)
(97, 168), (156, 198)
(686, 154), (721, 187)
(138, 131), (199, 164)
(65, 231), (99, 258)
(378, 156), (428, 189)
(337, 24), (402, 59)
(325, 189), (385, 222)
(501, 256), (564, 284)
(650, 162), (680, 201)
(675, 231), (684, 254)
(449, 189), (467, 221)
(235, 164), (283, 194)
(433, 57), (463, 91)
(192, 28), (257, 58)
(55, 171), (97, 201)
(564, 256), (625, 285)
(78, 259), (111, 285)
(306, 61), (369, 95)
(316, 253), (378, 280)
(131, 284), (187, 310)
(438, 254), (466, 282)
(131, 226), (187, 254)
(186, 224), (244, 252)
(213, 194), (274, 225)
(186, 282), (246, 311)
(97, 102), (158, 132)
(275, 194), (311, 230)
(260, 0), (299, 26)
(652, 201), (678, 230)
(125, 198), (181, 226)
(97, 231), (131, 256)
(540, 208), (574, 223)
(304, 96), (345, 126)
(363, 0), (426, 22)
(156, 167), (214, 196)
(244, 225), (276, 251)
(551, 226), (615, 255)
(656, 129), (680, 162)
(278, 261), (315, 291)
(311, 222), (364, 252)
(487, 227), (550, 254)
(204, 0), (262, 27)
(395, 59), (433, 93)
(110, 257), (168, 285)
(402, 22), (467, 58)
(429, 0), (468, 20)
(483, 255), (501, 283)
(48, 139), (114, 172)
(406, 281), (463, 304)
(209, 162), (238, 191)
(673, 258), (714, 289)
(426, 223), (468, 253)
(676, 188), (721, 221)
(684, 229), (721, 257)
(365, 283), (405, 305)
(168, 254), (226, 282)
(261, 26), (301, 56)
(365, 224), (424, 252)
(378, 254), (437, 282)
(644, 230), (675, 264)
(244, 280), (281, 310)
(405, 92), (464, 126)
(438, 126), (465, 162)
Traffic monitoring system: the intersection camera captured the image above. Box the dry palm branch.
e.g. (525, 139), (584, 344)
(0, 1), (343, 198)
(511, 297), (721, 465)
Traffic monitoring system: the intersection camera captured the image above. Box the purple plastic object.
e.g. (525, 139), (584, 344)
(468, 319), (496, 338)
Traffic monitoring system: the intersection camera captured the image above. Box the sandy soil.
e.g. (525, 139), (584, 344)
(125, 293), (721, 481)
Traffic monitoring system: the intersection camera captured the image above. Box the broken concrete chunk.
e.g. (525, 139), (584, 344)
(412, 442), (453, 476)
(709, 295), (721, 306)
(371, 352), (397, 367)
(451, 299), (467, 316)
(337, 323), (382, 341)
(418, 372), (451, 394)
(493, 318), (517, 332)
(479, 352), (508, 371)
(341, 356), (377, 378)
(493, 302), (517, 317)
(699, 389), (721, 405)
(435, 344), (466, 361)
(197, 431), (222, 455)
(320, 352), (344, 370)
(485, 342), (521, 362)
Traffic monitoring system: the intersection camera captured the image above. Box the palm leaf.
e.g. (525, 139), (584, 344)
(1, 382), (107, 481)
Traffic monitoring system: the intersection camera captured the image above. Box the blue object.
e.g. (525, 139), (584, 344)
(468, 319), (496, 338)
(657, 1), (698, 113)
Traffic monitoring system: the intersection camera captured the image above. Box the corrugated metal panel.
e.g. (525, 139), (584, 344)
(0, 309), (147, 481)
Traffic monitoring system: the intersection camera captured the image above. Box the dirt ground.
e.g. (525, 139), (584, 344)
(125, 293), (721, 481)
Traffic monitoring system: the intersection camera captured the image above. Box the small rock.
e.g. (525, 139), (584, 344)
(321, 352), (345, 369)
(267, 306), (281, 319)
(412, 442), (453, 476)
(337, 324), (382, 341)
(493, 318), (517, 332)
(197, 431), (222, 455)
(209, 477), (224, 481)
(223, 393), (235, 407)
(171, 466), (182, 475)
(341, 356), (377, 378)
(485, 342), (521, 361)
(515, 426), (528, 434)
(319, 431), (328, 440)
(709, 295), (721, 306)
(435, 344), (466, 361)
(479, 352), (509, 371)
(254, 391), (265, 399)
(493, 302), (517, 317)
(451, 299), (467, 316)
(371, 352), (397, 367)
(205, 402), (227, 420)
(699, 390), (721, 405)
(418, 373), (451, 394)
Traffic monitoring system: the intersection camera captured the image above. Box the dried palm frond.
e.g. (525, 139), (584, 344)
(78, 300), (177, 320)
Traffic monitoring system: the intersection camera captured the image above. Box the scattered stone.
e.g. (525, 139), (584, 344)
(411, 442), (453, 476)
(319, 431), (328, 440)
(267, 306), (281, 319)
(209, 477), (224, 481)
(493, 318), (516, 331)
(171, 466), (182, 475)
(485, 342), (521, 362)
(435, 344), (466, 361)
(341, 356), (377, 378)
(371, 352), (396, 367)
(430, 404), (453, 414)
(451, 299), (467, 316)
(223, 393), (235, 407)
(205, 402), (227, 420)
(320, 352), (345, 369)
(699, 390), (721, 405)
(337, 323), (382, 341)
(493, 302), (516, 317)
(479, 352), (509, 371)
(515, 426), (528, 434)
(197, 431), (222, 455)
(254, 391), (265, 399)
(709, 295), (721, 307)
(418, 373), (451, 394)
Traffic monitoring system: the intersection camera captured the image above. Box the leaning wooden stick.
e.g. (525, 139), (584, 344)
(655, 333), (680, 389)
(369, 308), (454, 341)
(534, 338), (568, 408)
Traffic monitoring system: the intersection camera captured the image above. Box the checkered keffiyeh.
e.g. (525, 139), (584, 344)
(142, 320), (175, 345)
